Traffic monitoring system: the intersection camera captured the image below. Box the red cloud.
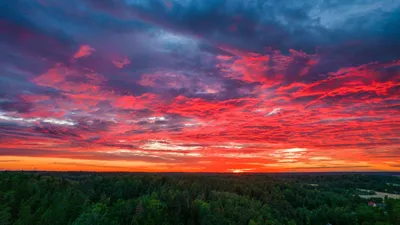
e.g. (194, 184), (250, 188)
(73, 45), (95, 59)
(33, 65), (106, 94)
(1, 45), (399, 172)
(112, 56), (131, 68)
(113, 93), (160, 110)
(157, 95), (258, 118)
(216, 47), (318, 87)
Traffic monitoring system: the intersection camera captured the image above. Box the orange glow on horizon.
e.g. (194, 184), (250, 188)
(0, 156), (397, 173)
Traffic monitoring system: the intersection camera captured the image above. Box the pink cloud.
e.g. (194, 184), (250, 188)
(73, 45), (95, 59)
(112, 57), (131, 69)
(113, 93), (160, 110)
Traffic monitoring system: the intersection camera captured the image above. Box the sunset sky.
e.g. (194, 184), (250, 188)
(0, 0), (399, 172)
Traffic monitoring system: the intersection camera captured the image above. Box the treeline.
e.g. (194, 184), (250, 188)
(0, 172), (399, 225)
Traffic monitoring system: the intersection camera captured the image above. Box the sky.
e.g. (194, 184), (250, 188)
(0, 0), (399, 172)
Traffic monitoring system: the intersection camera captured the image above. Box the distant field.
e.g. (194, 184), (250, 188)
(358, 189), (400, 199)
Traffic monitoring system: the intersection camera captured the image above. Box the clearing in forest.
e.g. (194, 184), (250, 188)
(357, 189), (400, 199)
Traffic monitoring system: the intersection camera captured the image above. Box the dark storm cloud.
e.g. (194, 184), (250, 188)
(0, 1), (77, 63)
(0, 98), (32, 113)
(74, 118), (115, 132)
(33, 126), (81, 138)
(103, 1), (399, 51)
(91, 0), (400, 80)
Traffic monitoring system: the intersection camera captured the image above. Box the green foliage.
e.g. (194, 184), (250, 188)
(0, 207), (12, 225)
(73, 203), (117, 225)
(0, 172), (399, 225)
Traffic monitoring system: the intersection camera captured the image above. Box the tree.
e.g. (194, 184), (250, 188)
(72, 203), (116, 225)
(248, 219), (259, 225)
(0, 207), (11, 225)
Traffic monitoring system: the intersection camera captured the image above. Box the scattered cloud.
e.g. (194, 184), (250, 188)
(267, 108), (282, 116)
(73, 45), (95, 59)
(140, 140), (203, 151)
(0, 112), (76, 126)
(112, 57), (131, 69)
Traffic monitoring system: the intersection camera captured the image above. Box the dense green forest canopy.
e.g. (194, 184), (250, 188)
(0, 172), (399, 225)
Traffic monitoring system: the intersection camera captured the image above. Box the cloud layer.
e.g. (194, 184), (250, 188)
(0, 0), (399, 172)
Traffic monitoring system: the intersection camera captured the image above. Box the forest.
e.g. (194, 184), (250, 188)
(0, 172), (399, 225)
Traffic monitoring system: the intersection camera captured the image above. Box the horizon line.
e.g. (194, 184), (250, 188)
(2, 170), (399, 174)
